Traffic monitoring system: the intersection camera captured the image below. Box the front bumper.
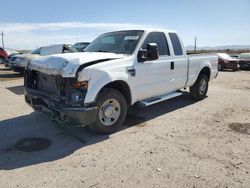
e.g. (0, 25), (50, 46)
(25, 88), (97, 125)
(239, 62), (250, 69)
(222, 62), (239, 70)
(9, 63), (25, 73)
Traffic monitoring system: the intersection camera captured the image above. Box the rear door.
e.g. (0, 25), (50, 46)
(167, 32), (188, 90)
(134, 32), (174, 101)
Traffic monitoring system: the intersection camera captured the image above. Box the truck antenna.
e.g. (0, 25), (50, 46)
(194, 36), (197, 52)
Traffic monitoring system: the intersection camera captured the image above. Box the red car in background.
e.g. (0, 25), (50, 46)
(0, 47), (8, 64)
(217, 53), (239, 71)
(238, 53), (250, 70)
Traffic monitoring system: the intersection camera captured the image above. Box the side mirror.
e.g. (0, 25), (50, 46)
(147, 43), (159, 61)
(137, 43), (159, 63)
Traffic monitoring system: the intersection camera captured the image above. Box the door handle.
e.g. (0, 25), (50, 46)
(170, 61), (175, 70)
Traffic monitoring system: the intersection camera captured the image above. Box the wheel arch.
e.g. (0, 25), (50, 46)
(199, 66), (211, 80)
(97, 80), (132, 106)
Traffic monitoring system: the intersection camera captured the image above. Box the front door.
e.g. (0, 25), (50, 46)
(133, 32), (174, 101)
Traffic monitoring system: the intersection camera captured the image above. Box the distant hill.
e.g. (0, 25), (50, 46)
(186, 45), (250, 51)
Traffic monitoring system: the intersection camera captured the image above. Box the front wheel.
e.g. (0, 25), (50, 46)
(87, 88), (127, 134)
(190, 73), (209, 100)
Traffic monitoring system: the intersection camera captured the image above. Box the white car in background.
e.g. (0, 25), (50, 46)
(72, 42), (90, 52)
(238, 53), (250, 70)
(5, 48), (20, 56)
(9, 44), (76, 74)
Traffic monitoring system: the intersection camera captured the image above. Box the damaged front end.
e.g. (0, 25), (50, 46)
(24, 68), (97, 125)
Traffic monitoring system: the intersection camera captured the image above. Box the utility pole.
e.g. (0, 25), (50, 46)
(194, 36), (197, 52)
(1, 31), (4, 49)
(75, 21), (79, 42)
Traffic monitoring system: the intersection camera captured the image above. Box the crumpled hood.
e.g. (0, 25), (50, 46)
(29, 52), (126, 77)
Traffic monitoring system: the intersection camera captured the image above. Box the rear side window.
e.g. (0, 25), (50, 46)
(142, 32), (170, 56)
(169, 33), (183, 56)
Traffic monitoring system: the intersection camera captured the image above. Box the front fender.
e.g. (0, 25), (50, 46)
(80, 70), (131, 104)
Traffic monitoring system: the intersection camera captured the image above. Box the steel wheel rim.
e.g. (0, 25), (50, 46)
(99, 99), (121, 126)
(0, 58), (4, 64)
(199, 79), (207, 95)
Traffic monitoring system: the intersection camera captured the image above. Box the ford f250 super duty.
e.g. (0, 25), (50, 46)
(24, 29), (218, 133)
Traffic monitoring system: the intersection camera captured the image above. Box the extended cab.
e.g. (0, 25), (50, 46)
(24, 29), (218, 133)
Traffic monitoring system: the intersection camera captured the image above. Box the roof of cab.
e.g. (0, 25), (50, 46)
(142, 28), (177, 33)
(103, 28), (177, 34)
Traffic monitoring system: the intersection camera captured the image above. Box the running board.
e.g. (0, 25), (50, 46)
(137, 91), (182, 107)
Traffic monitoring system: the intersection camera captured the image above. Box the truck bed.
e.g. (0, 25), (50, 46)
(186, 53), (218, 87)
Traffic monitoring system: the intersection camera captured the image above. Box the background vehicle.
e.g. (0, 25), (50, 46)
(72, 42), (90, 52)
(9, 47), (42, 73)
(238, 53), (250, 70)
(217, 53), (239, 71)
(0, 47), (8, 64)
(5, 48), (20, 56)
(25, 29), (218, 134)
(9, 44), (76, 74)
(4, 49), (22, 67)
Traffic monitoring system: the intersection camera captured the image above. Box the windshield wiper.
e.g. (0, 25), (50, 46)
(93, 50), (110, 53)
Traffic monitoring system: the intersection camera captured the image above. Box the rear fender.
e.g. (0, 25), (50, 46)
(187, 62), (212, 87)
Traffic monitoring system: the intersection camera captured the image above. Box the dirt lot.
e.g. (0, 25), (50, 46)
(0, 64), (249, 188)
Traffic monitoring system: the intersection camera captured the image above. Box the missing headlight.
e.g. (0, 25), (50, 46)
(70, 91), (84, 103)
(72, 81), (88, 90)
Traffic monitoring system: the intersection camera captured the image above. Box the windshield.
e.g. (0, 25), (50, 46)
(84, 30), (144, 55)
(30, 47), (42, 55)
(239, 53), (250, 59)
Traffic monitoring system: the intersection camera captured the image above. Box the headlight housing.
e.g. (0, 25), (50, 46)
(70, 92), (84, 103)
(16, 57), (25, 62)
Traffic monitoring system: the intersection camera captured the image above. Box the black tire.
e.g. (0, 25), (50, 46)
(190, 73), (209, 100)
(218, 64), (223, 71)
(87, 88), (127, 134)
(0, 57), (5, 64)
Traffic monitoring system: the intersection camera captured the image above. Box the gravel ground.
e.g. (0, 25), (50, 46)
(0, 64), (249, 188)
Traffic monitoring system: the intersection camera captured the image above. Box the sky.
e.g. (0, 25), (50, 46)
(0, 0), (250, 50)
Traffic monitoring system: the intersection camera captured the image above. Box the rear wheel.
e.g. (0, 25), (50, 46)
(190, 73), (209, 100)
(87, 88), (127, 134)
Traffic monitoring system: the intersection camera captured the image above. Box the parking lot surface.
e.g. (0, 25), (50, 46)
(0, 65), (249, 188)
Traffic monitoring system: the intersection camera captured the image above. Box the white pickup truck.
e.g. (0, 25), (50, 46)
(24, 29), (218, 133)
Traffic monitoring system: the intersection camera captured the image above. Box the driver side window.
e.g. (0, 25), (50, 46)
(142, 32), (170, 56)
